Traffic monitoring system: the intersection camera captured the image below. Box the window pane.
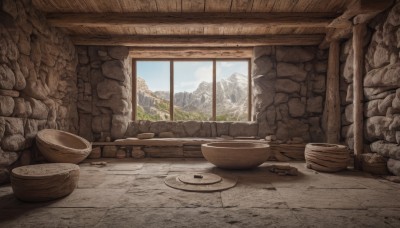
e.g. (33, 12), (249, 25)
(173, 61), (213, 121)
(216, 61), (249, 121)
(136, 61), (170, 121)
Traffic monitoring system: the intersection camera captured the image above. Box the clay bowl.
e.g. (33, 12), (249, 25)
(36, 129), (92, 164)
(11, 163), (80, 202)
(201, 142), (270, 169)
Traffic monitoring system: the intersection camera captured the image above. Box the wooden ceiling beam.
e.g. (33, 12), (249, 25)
(71, 35), (325, 47)
(328, 0), (393, 28)
(46, 12), (338, 29)
(129, 47), (253, 59)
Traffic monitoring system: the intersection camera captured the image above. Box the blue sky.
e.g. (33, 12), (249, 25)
(137, 60), (248, 93)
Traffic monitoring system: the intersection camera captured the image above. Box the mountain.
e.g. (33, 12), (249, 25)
(137, 73), (248, 121)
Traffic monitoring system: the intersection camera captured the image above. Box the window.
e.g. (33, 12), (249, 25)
(134, 59), (251, 121)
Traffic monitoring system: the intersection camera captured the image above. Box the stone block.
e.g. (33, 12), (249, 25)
(88, 147), (102, 159)
(102, 146), (118, 158)
(288, 98), (305, 117)
(388, 158), (400, 176)
(371, 140), (400, 160)
(275, 79), (300, 94)
(1, 134), (25, 151)
(277, 62), (307, 82)
(229, 122), (258, 137)
(0, 95), (15, 116)
(306, 96), (323, 113)
(101, 60), (126, 82)
(144, 147), (183, 158)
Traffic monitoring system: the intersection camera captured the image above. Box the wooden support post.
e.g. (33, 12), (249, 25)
(325, 40), (341, 143)
(353, 23), (366, 169)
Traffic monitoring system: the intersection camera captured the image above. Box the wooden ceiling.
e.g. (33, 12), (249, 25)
(31, 0), (393, 58)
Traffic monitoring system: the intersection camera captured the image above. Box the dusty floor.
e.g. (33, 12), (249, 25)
(1, 158), (400, 227)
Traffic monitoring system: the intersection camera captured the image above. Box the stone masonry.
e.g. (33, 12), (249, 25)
(0, 0), (78, 184)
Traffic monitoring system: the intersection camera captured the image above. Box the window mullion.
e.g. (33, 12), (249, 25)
(170, 60), (174, 121)
(212, 59), (216, 121)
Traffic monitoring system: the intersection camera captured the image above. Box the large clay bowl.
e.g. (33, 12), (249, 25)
(36, 129), (92, 164)
(201, 142), (270, 169)
(11, 163), (80, 202)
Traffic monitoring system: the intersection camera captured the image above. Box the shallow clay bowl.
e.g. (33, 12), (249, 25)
(36, 129), (92, 164)
(201, 142), (270, 169)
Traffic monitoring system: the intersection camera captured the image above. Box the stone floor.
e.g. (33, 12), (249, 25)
(1, 158), (400, 227)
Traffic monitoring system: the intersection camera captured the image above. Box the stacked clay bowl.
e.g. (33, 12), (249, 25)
(201, 142), (270, 169)
(11, 163), (80, 202)
(36, 129), (92, 164)
(305, 143), (349, 172)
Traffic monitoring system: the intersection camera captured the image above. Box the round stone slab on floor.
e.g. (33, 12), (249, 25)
(11, 163), (80, 202)
(165, 173), (237, 192)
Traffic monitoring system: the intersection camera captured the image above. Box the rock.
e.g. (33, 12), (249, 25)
(288, 98), (305, 117)
(229, 122), (258, 137)
(344, 104), (354, 123)
(88, 147), (102, 159)
(13, 98), (28, 117)
(0, 169), (9, 185)
(78, 114), (93, 142)
(276, 46), (315, 62)
(253, 75), (275, 109)
(343, 51), (354, 83)
(97, 96), (129, 115)
(111, 115), (128, 139)
(314, 61), (327, 73)
(389, 115), (400, 131)
(371, 140), (400, 160)
(252, 56), (273, 75)
(159, 132), (174, 138)
(0, 117), (5, 139)
(2, 0), (18, 18)
(265, 135), (277, 141)
(131, 147), (145, 159)
(13, 64), (26, 90)
(108, 47), (129, 60)
(277, 63), (307, 82)
(216, 122), (230, 136)
(144, 146), (183, 158)
(309, 116), (324, 142)
(386, 3), (400, 26)
(361, 153), (389, 175)
(1, 134), (25, 151)
(253, 46), (272, 59)
(0, 96), (15, 116)
(18, 150), (32, 166)
(0, 64), (15, 90)
(23, 76), (50, 100)
(372, 44), (390, 68)
(101, 60), (126, 82)
(397, 131), (400, 144)
(306, 96), (323, 113)
(183, 121), (201, 136)
(275, 79), (300, 93)
(387, 158), (400, 176)
(365, 116), (392, 141)
(125, 122), (139, 137)
(274, 93), (288, 104)
(287, 119), (309, 140)
(27, 98), (48, 120)
(364, 63), (400, 88)
(102, 146), (118, 158)
(4, 117), (24, 135)
(312, 74), (326, 93)
(276, 121), (289, 141)
(116, 149), (126, 159)
(137, 133), (155, 139)
(24, 119), (38, 145)
(97, 79), (126, 100)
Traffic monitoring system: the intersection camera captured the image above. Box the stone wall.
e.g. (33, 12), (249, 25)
(76, 46), (132, 142)
(0, 0), (78, 183)
(340, 1), (400, 175)
(252, 46), (327, 142)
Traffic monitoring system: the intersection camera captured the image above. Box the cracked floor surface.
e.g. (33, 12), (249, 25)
(1, 158), (400, 227)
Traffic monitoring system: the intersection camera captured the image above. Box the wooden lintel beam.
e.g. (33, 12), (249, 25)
(72, 35), (324, 47)
(129, 47), (253, 59)
(46, 12), (337, 29)
(319, 26), (352, 49)
(329, 0), (393, 28)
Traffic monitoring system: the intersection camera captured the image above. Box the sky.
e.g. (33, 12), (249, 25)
(137, 60), (248, 93)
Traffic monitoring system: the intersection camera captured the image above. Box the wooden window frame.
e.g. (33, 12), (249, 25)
(132, 58), (252, 121)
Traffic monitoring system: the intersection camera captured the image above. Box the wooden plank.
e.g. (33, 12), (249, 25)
(71, 34), (325, 47)
(230, 0), (253, 12)
(182, 0), (205, 12)
(205, 0), (232, 12)
(353, 23), (366, 170)
(155, 0), (182, 12)
(129, 47), (253, 58)
(325, 40), (340, 143)
(46, 12), (336, 29)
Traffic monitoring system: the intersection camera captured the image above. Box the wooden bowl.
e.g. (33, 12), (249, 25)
(36, 129), (92, 164)
(201, 142), (270, 169)
(11, 163), (80, 202)
(305, 143), (349, 172)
